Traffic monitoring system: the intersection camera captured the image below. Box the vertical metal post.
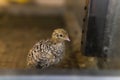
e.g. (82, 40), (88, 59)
(83, 0), (109, 57)
(82, 0), (109, 68)
(83, 0), (120, 69)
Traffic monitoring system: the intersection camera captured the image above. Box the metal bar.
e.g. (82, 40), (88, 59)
(83, 0), (109, 57)
(83, 0), (120, 69)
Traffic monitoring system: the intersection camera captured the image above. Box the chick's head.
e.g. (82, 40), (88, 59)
(52, 28), (70, 42)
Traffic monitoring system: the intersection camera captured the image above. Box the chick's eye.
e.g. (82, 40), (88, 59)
(60, 34), (63, 37)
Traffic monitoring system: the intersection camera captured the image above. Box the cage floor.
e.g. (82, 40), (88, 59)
(0, 14), (97, 69)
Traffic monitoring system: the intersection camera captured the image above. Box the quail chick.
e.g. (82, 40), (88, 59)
(27, 28), (70, 69)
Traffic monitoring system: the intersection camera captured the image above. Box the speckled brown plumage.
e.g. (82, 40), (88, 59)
(27, 28), (70, 69)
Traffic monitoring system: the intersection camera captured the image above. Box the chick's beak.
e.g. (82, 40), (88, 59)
(66, 37), (70, 41)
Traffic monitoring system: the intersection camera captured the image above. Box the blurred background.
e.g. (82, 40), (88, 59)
(0, 0), (120, 71)
(0, 0), (97, 69)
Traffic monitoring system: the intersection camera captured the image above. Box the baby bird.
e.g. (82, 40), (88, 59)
(27, 28), (70, 69)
